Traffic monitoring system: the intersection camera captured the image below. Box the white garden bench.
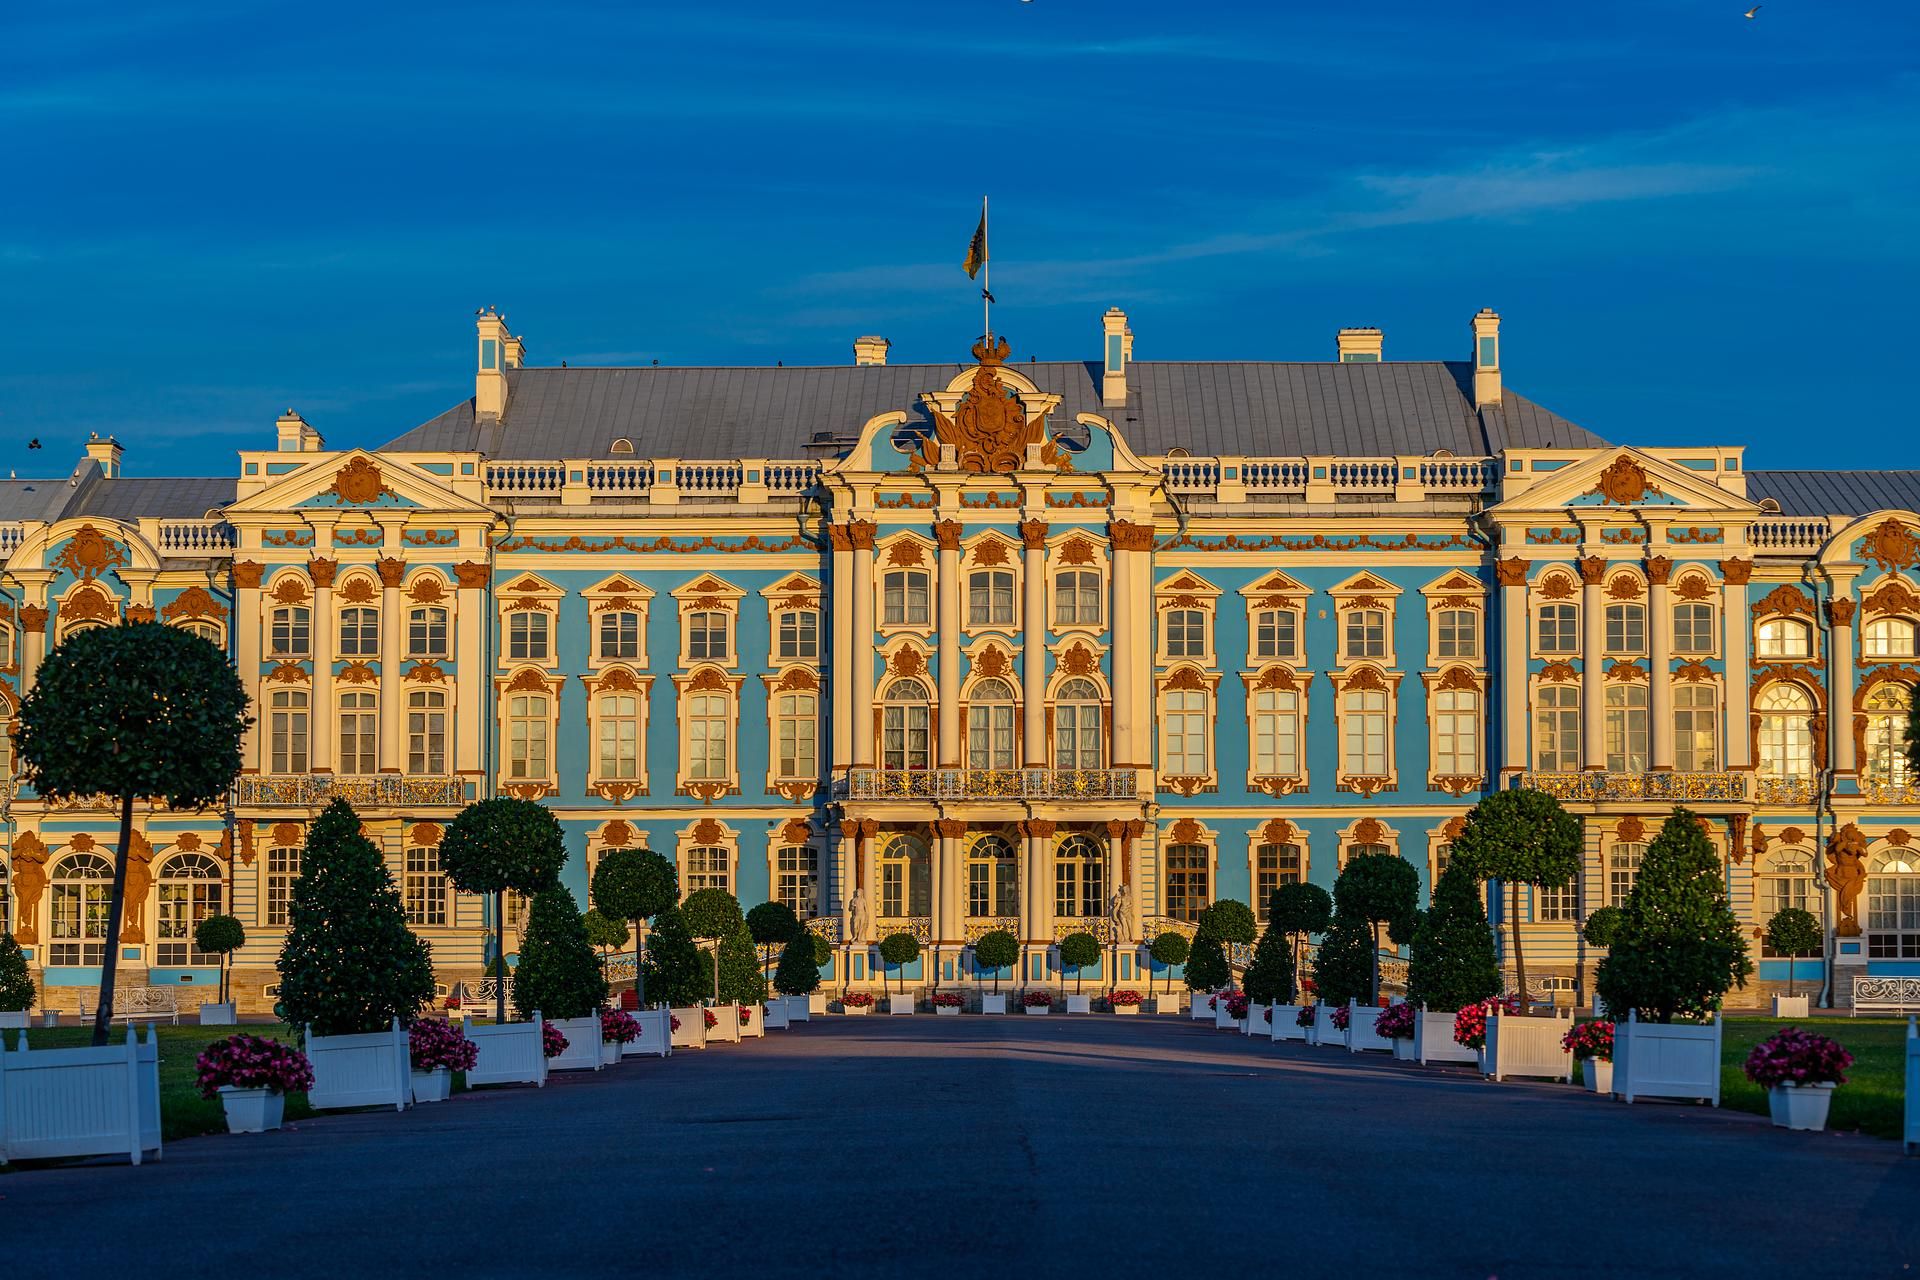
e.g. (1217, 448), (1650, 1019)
(1852, 977), (1920, 1015)
(76, 986), (179, 1026)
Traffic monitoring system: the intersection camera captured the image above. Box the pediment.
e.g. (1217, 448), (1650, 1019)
(225, 451), (491, 517)
(1497, 448), (1757, 515)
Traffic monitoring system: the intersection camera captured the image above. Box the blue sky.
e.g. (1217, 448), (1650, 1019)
(2, 1), (1915, 477)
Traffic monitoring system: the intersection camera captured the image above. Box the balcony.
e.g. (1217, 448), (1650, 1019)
(483, 457), (822, 502)
(839, 768), (1138, 803)
(1519, 771), (1748, 803)
(1754, 776), (1816, 806)
(236, 774), (469, 808)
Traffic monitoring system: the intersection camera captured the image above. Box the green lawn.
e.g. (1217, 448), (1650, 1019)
(1719, 1017), (1912, 1140)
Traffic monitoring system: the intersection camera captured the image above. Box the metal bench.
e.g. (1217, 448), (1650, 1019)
(76, 986), (180, 1026)
(1852, 976), (1920, 1016)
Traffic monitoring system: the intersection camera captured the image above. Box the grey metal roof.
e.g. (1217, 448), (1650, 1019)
(66, 477), (236, 521)
(1748, 471), (1920, 519)
(0, 479), (79, 523)
(383, 360), (1608, 460)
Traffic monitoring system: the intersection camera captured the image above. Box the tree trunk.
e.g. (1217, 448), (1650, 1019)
(633, 918), (646, 1007)
(1369, 920), (1382, 1006)
(93, 794), (136, 1046)
(494, 888), (507, 1023)
(1508, 880), (1529, 1014)
(1786, 957), (1795, 999)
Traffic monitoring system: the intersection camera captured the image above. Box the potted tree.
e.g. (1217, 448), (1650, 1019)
(513, 886), (610, 1071)
(1405, 867), (1501, 1065)
(644, 904), (711, 1048)
(716, 921), (768, 1038)
(1059, 931), (1102, 1013)
(747, 902), (802, 974)
(193, 915), (246, 1025)
(1148, 931), (1190, 1014)
(1764, 907), (1822, 1018)
(195, 1032), (314, 1134)
(408, 1019), (478, 1102)
(1309, 912), (1374, 1049)
(1270, 882), (1333, 993)
(1745, 1027), (1853, 1131)
(974, 929), (1019, 1013)
(590, 847), (679, 1011)
(0, 931), (37, 1030)
(1243, 912), (1297, 1037)
(774, 926), (824, 1022)
(879, 932), (920, 1013)
(1185, 932), (1230, 1022)
(1332, 852), (1419, 1008)
(1581, 906), (1624, 1015)
(439, 797), (568, 1023)
(1448, 788), (1582, 1016)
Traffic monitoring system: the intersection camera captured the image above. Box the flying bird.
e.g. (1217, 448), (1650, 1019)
(27, 437), (41, 449)
(1745, 5), (1760, 16)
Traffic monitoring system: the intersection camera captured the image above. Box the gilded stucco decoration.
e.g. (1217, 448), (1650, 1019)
(1826, 824), (1867, 936)
(1538, 661), (1579, 683)
(1673, 661), (1716, 683)
(403, 661), (447, 684)
(1672, 575), (1716, 602)
(1719, 558), (1754, 586)
(1108, 521), (1156, 552)
(1860, 519), (1920, 572)
(268, 577), (310, 605)
(338, 661), (377, 685)
(159, 586), (228, 623)
(1260, 819), (1295, 845)
(454, 562), (490, 590)
(971, 537), (1012, 567)
(932, 521), (963, 552)
(58, 587), (118, 625)
(339, 577), (378, 604)
(1583, 455), (1663, 505)
(1615, 816), (1647, 843)
(1352, 819), (1387, 847)
(1019, 519), (1049, 550)
(1605, 661), (1648, 682)
(1494, 558), (1530, 587)
(1826, 598), (1857, 628)
(1060, 643), (1099, 677)
(1644, 555), (1673, 585)
(885, 540), (925, 568)
(327, 458), (398, 505)
(306, 558), (338, 588)
(889, 648), (926, 680)
(51, 524), (128, 582)
(600, 820), (633, 847)
(1863, 579), (1920, 616)
(376, 558), (407, 588)
(915, 337), (1065, 474)
(1577, 556), (1609, 586)
(1057, 536), (1098, 566)
(119, 832), (155, 944)
(1605, 574), (1645, 601)
(9, 832), (50, 943)
(1750, 585), (1812, 618)
(125, 605), (156, 624)
(1537, 574), (1576, 601)
(407, 576), (448, 604)
(974, 647), (1010, 679)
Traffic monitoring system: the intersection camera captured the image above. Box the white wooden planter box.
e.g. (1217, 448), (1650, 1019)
(600, 1039), (623, 1067)
(0, 1011), (29, 1030)
(1313, 1005), (1343, 1047)
(1414, 1009), (1480, 1065)
(786, 995), (814, 1023)
(467, 1017), (548, 1086)
(1582, 1058), (1614, 1094)
(936, 1003), (962, 1016)
(219, 1085), (286, 1133)
(1270, 1004), (1307, 1042)
(706, 1006), (742, 1043)
(411, 1067), (453, 1103)
(1906, 1019), (1919, 1155)
(1148, 994), (1181, 1015)
(981, 994), (1008, 1015)
(1613, 1010), (1720, 1105)
(670, 1006), (709, 1049)
(1066, 995), (1092, 1014)
(1391, 1038), (1416, 1061)
(1346, 1003), (1394, 1053)
(1214, 1002), (1240, 1031)
(1024, 1004), (1051, 1015)
(764, 1000), (791, 1030)
(1192, 996), (1215, 1022)
(621, 1009), (673, 1059)
(1243, 1003), (1269, 1036)
(888, 995), (915, 1015)
(0, 1025), (162, 1165)
(1773, 995), (1810, 1018)
(547, 1015), (605, 1072)
(196, 1003), (237, 1026)
(841, 1001), (873, 1015)
(739, 1005), (765, 1038)
(1481, 1011), (1573, 1083)
(808, 993), (829, 1016)
(307, 1018), (411, 1111)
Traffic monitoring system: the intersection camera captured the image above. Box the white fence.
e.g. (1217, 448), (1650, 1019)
(1346, 1001), (1395, 1054)
(1414, 1008), (1479, 1065)
(306, 1019), (410, 1111)
(0, 1025), (162, 1165)
(466, 1017), (547, 1087)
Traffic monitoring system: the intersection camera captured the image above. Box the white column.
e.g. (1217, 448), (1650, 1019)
(1580, 558), (1606, 770)
(1497, 560), (1528, 773)
(831, 532), (854, 771)
(937, 522), (962, 767)
(850, 524), (876, 768)
(1721, 560), (1752, 770)
(233, 564), (264, 769)
(935, 819), (965, 946)
(1111, 537), (1136, 767)
(1022, 519), (1048, 766)
(455, 563), (485, 777)
(1828, 594), (1857, 777)
(18, 598), (49, 698)
(379, 558), (405, 772)
(1649, 560), (1674, 771)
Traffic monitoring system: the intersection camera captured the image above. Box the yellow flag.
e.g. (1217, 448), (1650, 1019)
(963, 209), (988, 279)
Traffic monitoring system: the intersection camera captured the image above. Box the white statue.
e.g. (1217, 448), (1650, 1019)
(1109, 882), (1134, 944)
(847, 886), (872, 945)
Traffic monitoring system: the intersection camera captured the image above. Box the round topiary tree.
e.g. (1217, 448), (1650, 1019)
(16, 622), (248, 1045)
(812, 933), (833, 967)
(1198, 899), (1257, 949)
(774, 928), (823, 996)
(193, 914), (246, 1008)
(683, 888), (745, 942)
(1270, 882), (1333, 986)
(1448, 787), (1582, 1008)
(642, 903), (708, 1008)
(1581, 905), (1625, 950)
(878, 931), (920, 996)
(1333, 852), (1421, 1003)
(0, 932), (36, 1016)
(583, 909), (630, 957)
(1311, 913), (1377, 1009)
(277, 799), (436, 1037)
(512, 885), (608, 1022)
(972, 928), (1020, 992)
(1148, 930), (1190, 995)
(1764, 906), (1823, 999)
(1242, 920), (1297, 1006)
(1059, 931), (1102, 993)
(439, 797), (568, 1022)
(590, 848), (678, 1007)
(716, 924), (768, 1006)
(1596, 807), (1754, 1023)
(747, 901), (802, 969)
(1406, 867), (1500, 1012)
(1183, 934), (1229, 993)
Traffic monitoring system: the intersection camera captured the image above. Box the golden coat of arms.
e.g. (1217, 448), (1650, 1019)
(915, 337), (1067, 474)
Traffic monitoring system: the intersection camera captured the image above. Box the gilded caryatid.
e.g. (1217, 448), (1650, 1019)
(1826, 823), (1868, 937)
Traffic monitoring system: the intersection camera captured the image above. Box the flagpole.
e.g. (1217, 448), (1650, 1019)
(982, 195), (990, 342)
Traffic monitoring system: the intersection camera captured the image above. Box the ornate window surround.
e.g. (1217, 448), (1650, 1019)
(1044, 658), (1111, 771)
(583, 574), (655, 672)
(874, 535), (938, 641)
(1427, 816), (1469, 894)
(1420, 664), (1485, 796)
(494, 665), (562, 798)
(761, 666), (822, 801)
(673, 665), (745, 802)
(1330, 571), (1402, 669)
(1237, 570), (1309, 670)
(1044, 531), (1109, 634)
(758, 572), (820, 669)
(671, 575), (744, 669)
(1155, 665), (1220, 796)
(767, 817), (823, 920)
(1330, 664), (1401, 796)
(674, 817), (741, 899)
(1336, 817), (1401, 869)
(1153, 572), (1219, 668)
(1419, 570), (1486, 668)
(497, 573), (563, 672)
(1160, 817), (1218, 920)
(582, 664), (653, 803)
(1243, 817), (1310, 914)
(1528, 568), (1581, 660)
(1241, 663), (1309, 796)
(961, 531), (1023, 639)
(1858, 573), (1920, 665)
(584, 818), (648, 886)
(1750, 581), (1817, 666)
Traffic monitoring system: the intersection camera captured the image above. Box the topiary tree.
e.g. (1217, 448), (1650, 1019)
(1406, 867), (1500, 1012)
(774, 928), (823, 996)
(1242, 921), (1297, 1006)
(747, 901), (802, 969)
(1183, 934), (1230, 992)
(1311, 913), (1377, 1009)
(717, 924), (768, 1005)
(1270, 882), (1333, 988)
(1198, 899), (1257, 949)
(193, 914), (246, 1008)
(1596, 807), (1754, 1023)
(0, 932), (36, 1015)
(16, 622), (248, 1045)
(590, 848), (678, 1007)
(1059, 931), (1102, 993)
(439, 797), (568, 1022)
(1448, 787), (1582, 1008)
(512, 885), (608, 1022)
(973, 929), (1020, 992)
(1764, 906), (1823, 999)
(683, 888), (745, 942)
(1333, 853), (1421, 1003)
(277, 799), (436, 1037)
(1149, 930), (1191, 995)
(642, 903), (708, 1007)
(878, 931), (919, 995)
(812, 933), (833, 967)
(583, 909), (630, 957)
(1581, 905), (1625, 950)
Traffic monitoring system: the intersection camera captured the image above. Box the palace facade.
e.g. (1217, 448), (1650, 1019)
(2, 306), (1916, 1010)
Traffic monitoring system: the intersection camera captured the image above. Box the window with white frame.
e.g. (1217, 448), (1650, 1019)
(1758, 850), (1818, 954)
(270, 689), (309, 773)
(775, 845), (818, 919)
(49, 852), (113, 966)
(408, 606), (449, 659)
(1534, 685), (1579, 771)
(1340, 687), (1388, 776)
(408, 689), (447, 774)
(1604, 602), (1646, 655)
(1054, 571), (1101, 627)
(339, 691), (378, 774)
(507, 611), (549, 661)
(774, 689), (817, 781)
(966, 834), (1019, 917)
(686, 611), (731, 661)
(1533, 880), (1578, 923)
(1537, 603), (1577, 653)
(1864, 617), (1918, 660)
(269, 605), (310, 658)
(507, 692), (550, 780)
(597, 691), (642, 780)
(1252, 687), (1300, 777)
(685, 846), (731, 896)
(880, 835), (930, 917)
(1757, 683), (1815, 780)
(1863, 682), (1913, 789)
(1755, 617), (1810, 659)
(686, 689), (731, 780)
(1866, 851), (1920, 959)
(339, 606), (378, 657)
(155, 853), (223, 966)
(882, 571), (931, 627)
(1604, 684), (1649, 772)
(1054, 834), (1105, 920)
(881, 678), (932, 771)
(1432, 687), (1480, 777)
(598, 611), (642, 660)
(776, 610), (818, 660)
(1254, 843), (1302, 921)
(1435, 608), (1478, 660)
(966, 678), (1017, 770)
(1673, 684), (1719, 771)
(1674, 602), (1716, 655)
(1161, 686), (1208, 775)
(1053, 678), (1103, 770)
(1254, 609), (1299, 660)
(968, 571), (1015, 627)
(1608, 843), (1645, 907)
(1164, 844), (1210, 922)
(1343, 609), (1387, 660)
(1163, 609), (1207, 659)
(266, 843), (301, 927)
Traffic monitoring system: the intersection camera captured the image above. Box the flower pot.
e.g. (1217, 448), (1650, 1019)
(1769, 1081), (1835, 1131)
(411, 1067), (452, 1103)
(1613, 1011), (1721, 1104)
(1066, 995), (1092, 1014)
(842, 1001), (872, 1016)
(600, 1039), (623, 1067)
(1391, 1039), (1416, 1062)
(197, 1002), (237, 1026)
(935, 1004), (961, 1016)
(218, 1086), (286, 1134)
(1773, 995), (1810, 1018)
(669, 1006), (708, 1048)
(1025, 1004), (1050, 1016)
(888, 995), (915, 1015)
(1191, 998), (1215, 1022)
(0, 1010), (29, 1030)
(981, 994), (1008, 1015)
(1113, 1005), (1139, 1016)
(1581, 1058), (1614, 1094)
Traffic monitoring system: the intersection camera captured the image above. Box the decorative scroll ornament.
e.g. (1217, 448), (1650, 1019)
(1673, 575), (1716, 602)
(1616, 816), (1646, 843)
(59, 587), (118, 624)
(1261, 819), (1294, 845)
(1750, 584), (1812, 618)
(1352, 818), (1386, 846)
(974, 646), (1010, 679)
(1060, 643), (1098, 677)
(1861, 519), (1920, 572)
(327, 457), (397, 505)
(51, 524), (128, 582)
(1495, 558), (1529, 587)
(889, 648), (926, 679)
(339, 576), (378, 604)
(269, 577), (310, 605)
(1864, 579), (1920, 616)
(1583, 455), (1662, 505)
(601, 820), (634, 847)
(1537, 574), (1576, 601)
(159, 586), (229, 622)
(917, 337), (1064, 473)
(1058, 536), (1098, 566)
(971, 537), (1012, 566)
(1605, 574), (1645, 601)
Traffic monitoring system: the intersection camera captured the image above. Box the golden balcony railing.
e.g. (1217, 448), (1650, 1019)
(1518, 771), (1748, 803)
(873, 916), (933, 945)
(840, 768), (1138, 802)
(964, 918), (1020, 943)
(1753, 776), (1816, 806)
(1861, 778), (1920, 805)
(236, 774), (469, 808)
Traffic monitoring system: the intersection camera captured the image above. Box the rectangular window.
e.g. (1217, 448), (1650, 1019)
(1163, 609), (1207, 658)
(266, 845), (301, 927)
(968, 571), (1015, 627)
(1609, 844), (1645, 908)
(1534, 881), (1578, 922)
(775, 693), (817, 779)
(776, 611), (818, 660)
(1433, 690), (1479, 777)
(1435, 608), (1478, 659)
(338, 607), (378, 657)
(1604, 604), (1646, 655)
(1676, 604), (1716, 654)
(339, 692), (378, 774)
(404, 846), (448, 927)
(687, 611), (730, 661)
(776, 845), (817, 918)
(1254, 609), (1298, 660)
(598, 611), (641, 660)
(1343, 609), (1387, 659)
(270, 690), (309, 774)
(1604, 685), (1649, 773)
(1055, 572), (1101, 627)
(688, 692), (730, 780)
(1673, 685), (1718, 772)
(508, 694), (549, 779)
(408, 607), (448, 659)
(1164, 845), (1210, 923)
(270, 607), (310, 659)
(597, 694), (641, 779)
(1534, 686), (1579, 771)
(1252, 689), (1300, 777)
(1537, 604), (1577, 654)
(1253, 843), (1301, 921)
(1160, 690), (1208, 775)
(507, 611), (549, 661)
(408, 691), (447, 775)
(1341, 689), (1388, 776)
(686, 847), (731, 896)
(156, 877), (222, 966)
(882, 573), (930, 626)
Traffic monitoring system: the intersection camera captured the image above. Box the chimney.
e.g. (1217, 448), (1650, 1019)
(275, 409), (324, 453)
(853, 336), (890, 367)
(1101, 307), (1132, 407)
(476, 308), (511, 419)
(84, 432), (125, 478)
(1471, 308), (1502, 407)
(1336, 327), (1383, 362)
(503, 332), (526, 368)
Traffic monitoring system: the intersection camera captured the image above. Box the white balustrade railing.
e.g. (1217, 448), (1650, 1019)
(485, 461), (566, 496)
(1243, 458), (1310, 493)
(1419, 457), (1498, 491)
(156, 519), (236, 554)
(1328, 457), (1397, 492)
(585, 461), (652, 496)
(765, 460), (823, 495)
(0, 522), (30, 557)
(1751, 517), (1830, 555)
(675, 461), (743, 496)
(1162, 458), (1221, 495)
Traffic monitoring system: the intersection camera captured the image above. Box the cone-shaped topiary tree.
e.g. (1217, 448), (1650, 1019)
(1059, 931), (1101, 993)
(1149, 930), (1191, 995)
(193, 914), (246, 1007)
(1764, 907), (1823, 998)
(583, 909), (630, 957)
(439, 797), (568, 1021)
(1182, 934), (1230, 992)
(878, 931), (919, 995)
(1242, 920), (1297, 1006)
(17, 622), (248, 1045)
(716, 924), (768, 1005)
(1270, 882), (1333, 983)
(512, 885), (608, 1022)
(1596, 807), (1754, 1023)
(1334, 852), (1421, 1003)
(1311, 913), (1377, 1009)
(589, 847), (677, 1007)
(1447, 787), (1582, 1007)
(1406, 867), (1501, 1012)
(747, 901), (801, 969)
(972, 929), (1019, 992)
(642, 903), (708, 1008)
(774, 927), (823, 995)
(277, 799), (436, 1037)
(0, 932), (36, 1015)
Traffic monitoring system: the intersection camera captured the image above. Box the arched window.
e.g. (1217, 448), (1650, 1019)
(1252, 686), (1300, 777)
(1254, 843), (1303, 922)
(1604, 684), (1648, 772)
(506, 611), (548, 661)
(1054, 834), (1105, 920)
(1757, 683), (1815, 780)
(1608, 843), (1646, 907)
(269, 689), (309, 773)
(1862, 682), (1913, 790)
(408, 606), (449, 659)
(1534, 685), (1579, 771)
(965, 834), (1018, 918)
(881, 678), (932, 771)
(879, 834), (931, 918)
(50, 852), (113, 966)
(1342, 842), (1391, 869)
(686, 689), (730, 780)
(339, 690), (378, 774)
(269, 605), (310, 658)
(1164, 843), (1210, 922)
(1673, 602), (1716, 655)
(968, 570), (1015, 627)
(507, 692), (550, 780)
(179, 619), (223, 647)
(1433, 687), (1479, 777)
(1340, 685), (1388, 776)
(1756, 848), (1818, 952)
(966, 678), (1016, 771)
(882, 571), (931, 626)
(266, 841), (301, 926)
(597, 690), (642, 780)
(1054, 678), (1103, 770)
(156, 853), (223, 966)
(1867, 851), (1920, 959)
(1604, 602), (1646, 655)
(1537, 603), (1577, 653)
(1162, 686), (1209, 775)
(774, 688), (817, 782)
(409, 689), (447, 774)
(685, 846), (730, 895)
(1055, 571), (1101, 627)
(1343, 609), (1387, 660)
(1254, 608), (1299, 660)
(1755, 617), (1810, 659)
(1864, 617), (1918, 660)
(1673, 684), (1718, 772)
(339, 606), (378, 657)
(404, 843), (449, 927)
